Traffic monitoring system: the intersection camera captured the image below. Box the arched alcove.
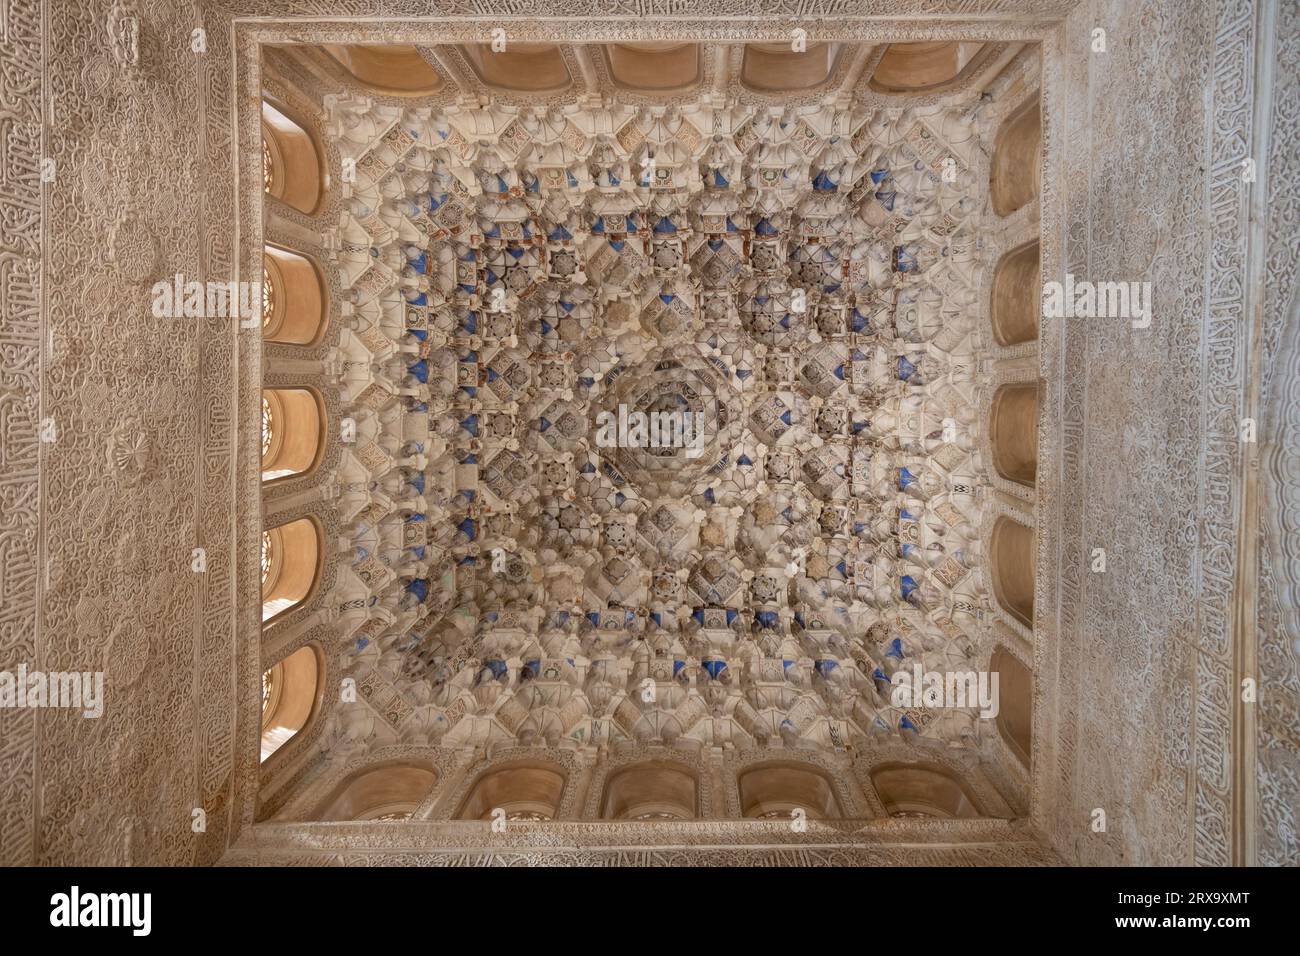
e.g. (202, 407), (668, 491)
(261, 643), (323, 762)
(262, 100), (324, 216)
(456, 763), (567, 821)
(317, 763), (438, 820)
(990, 382), (1040, 487)
(459, 43), (572, 92)
(990, 96), (1041, 217)
(600, 762), (698, 820)
(261, 517), (322, 623)
(322, 44), (443, 95)
(868, 42), (987, 93)
(738, 764), (843, 819)
(989, 516), (1035, 628)
(263, 245), (328, 345)
(990, 648), (1033, 768)
(740, 42), (840, 92)
(262, 388), (325, 483)
(870, 763), (980, 818)
(605, 42), (701, 91)
(990, 239), (1040, 346)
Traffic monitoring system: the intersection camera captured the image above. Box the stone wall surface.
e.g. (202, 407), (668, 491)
(1041, 0), (1297, 867)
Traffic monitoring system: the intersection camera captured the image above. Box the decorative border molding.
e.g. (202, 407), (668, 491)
(221, 816), (1059, 866)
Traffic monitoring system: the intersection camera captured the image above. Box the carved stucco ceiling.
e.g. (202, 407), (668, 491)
(322, 65), (993, 758)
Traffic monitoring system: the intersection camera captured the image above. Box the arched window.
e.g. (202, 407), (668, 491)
(455, 764), (566, 821)
(261, 643), (323, 762)
(738, 764), (843, 819)
(261, 387), (325, 482)
(990, 239), (1040, 346)
(869, 763), (980, 818)
(990, 648), (1033, 767)
(262, 245), (327, 345)
(605, 42), (701, 92)
(322, 44), (444, 96)
(460, 43), (572, 93)
(741, 42), (841, 92)
(262, 99), (324, 215)
(868, 42), (988, 93)
(261, 517), (322, 623)
(990, 96), (1041, 217)
(599, 762), (697, 820)
(317, 763), (438, 820)
(261, 262), (274, 328)
(989, 516), (1035, 628)
(990, 382), (1040, 487)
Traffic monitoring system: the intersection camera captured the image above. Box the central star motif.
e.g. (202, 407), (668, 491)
(591, 346), (744, 499)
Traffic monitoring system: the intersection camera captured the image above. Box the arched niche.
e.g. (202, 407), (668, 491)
(261, 643), (323, 762)
(263, 245), (328, 345)
(990, 96), (1041, 217)
(989, 516), (1035, 628)
(317, 763), (438, 820)
(868, 42), (987, 93)
(262, 100), (324, 216)
(600, 762), (698, 820)
(456, 763), (567, 821)
(262, 387), (325, 483)
(738, 764), (843, 819)
(605, 42), (701, 91)
(322, 44), (443, 95)
(990, 382), (1039, 487)
(261, 517), (322, 624)
(990, 239), (1040, 346)
(740, 42), (841, 92)
(990, 648), (1033, 768)
(870, 763), (980, 818)
(459, 43), (572, 93)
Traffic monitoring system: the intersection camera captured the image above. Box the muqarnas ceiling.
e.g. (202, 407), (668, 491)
(323, 91), (992, 756)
